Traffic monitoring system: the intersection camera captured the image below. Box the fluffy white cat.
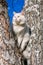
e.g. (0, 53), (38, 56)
(12, 10), (42, 65)
(12, 11), (32, 65)
(12, 11), (31, 51)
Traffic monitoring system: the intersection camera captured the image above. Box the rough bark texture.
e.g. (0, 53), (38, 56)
(0, 2), (24, 65)
(0, 0), (43, 65)
(40, 0), (43, 65)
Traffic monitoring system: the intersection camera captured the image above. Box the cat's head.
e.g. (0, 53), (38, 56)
(13, 11), (26, 24)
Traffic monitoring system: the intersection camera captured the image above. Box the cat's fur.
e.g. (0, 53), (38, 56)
(12, 10), (42, 65)
(12, 12), (33, 65)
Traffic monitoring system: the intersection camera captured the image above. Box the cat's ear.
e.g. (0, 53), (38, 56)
(21, 11), (25, 15)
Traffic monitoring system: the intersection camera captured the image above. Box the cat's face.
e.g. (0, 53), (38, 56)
(13, 12), (26, 24)
(12, 12), (26, 34)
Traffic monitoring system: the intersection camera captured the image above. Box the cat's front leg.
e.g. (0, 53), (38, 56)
(20, 32), (30, 52)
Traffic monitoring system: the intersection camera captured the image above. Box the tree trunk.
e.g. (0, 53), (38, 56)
(0, 0), (42, 65)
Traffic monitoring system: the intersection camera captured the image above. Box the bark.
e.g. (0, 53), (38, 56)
(0, 3), (24, 65)
(0, 0), (43, 65)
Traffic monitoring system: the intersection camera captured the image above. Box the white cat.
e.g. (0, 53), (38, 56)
(12, 11), (31, 51)
(12, 11), (32, 65)
(12, 10), (42, 65)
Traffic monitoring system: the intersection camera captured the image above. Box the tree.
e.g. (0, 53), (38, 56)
(0, 0), (42, 65)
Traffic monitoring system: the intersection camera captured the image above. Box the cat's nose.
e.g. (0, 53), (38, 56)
(16, 19), (20, 25)
(17, 19), (20, 22)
